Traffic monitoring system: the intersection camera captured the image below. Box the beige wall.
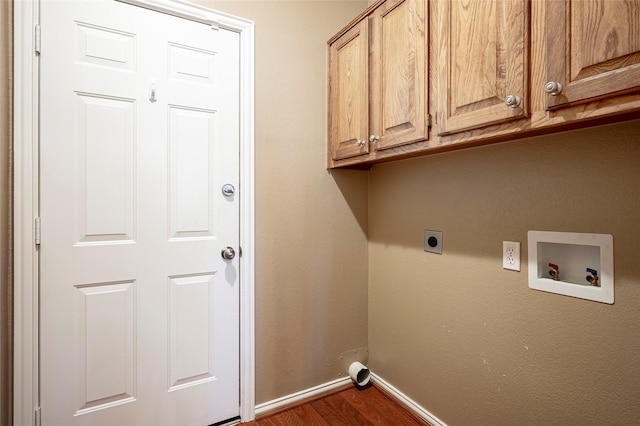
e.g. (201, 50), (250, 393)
(1, 1), (12, 424)
(369, 119), (640, 425)
(196, 0), (371, 404)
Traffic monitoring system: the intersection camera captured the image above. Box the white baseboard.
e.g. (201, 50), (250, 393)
(254, 373), (447, 426)
(254, 377), (352, 416)
(371, 372), (447, 426)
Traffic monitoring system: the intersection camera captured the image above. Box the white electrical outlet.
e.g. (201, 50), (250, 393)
(503, 241), (521, 271)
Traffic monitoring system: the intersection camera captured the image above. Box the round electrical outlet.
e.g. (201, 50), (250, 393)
(424, 230), (443, 254)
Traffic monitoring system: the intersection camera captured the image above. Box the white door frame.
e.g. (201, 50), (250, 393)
(13, 1), (255, 424)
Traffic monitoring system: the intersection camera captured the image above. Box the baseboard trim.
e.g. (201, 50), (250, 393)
(371, 373), (448, 426)
(254, 373), (447, 426)
(254, 377), (352, 417)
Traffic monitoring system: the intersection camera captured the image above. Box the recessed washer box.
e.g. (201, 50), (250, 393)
(527, 231), (614, 304)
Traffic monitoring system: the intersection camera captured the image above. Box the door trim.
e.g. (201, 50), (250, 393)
(13, 1), (255, 424)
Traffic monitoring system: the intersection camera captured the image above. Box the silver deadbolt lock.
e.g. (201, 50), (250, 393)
(221, 246), (236, 260)
(222, 184), (235, 197)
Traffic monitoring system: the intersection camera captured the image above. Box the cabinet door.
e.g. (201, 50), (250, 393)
(370, 0), (428, 151)
(545, 0), (640, 110)
(328, 20), (369, 161)
(437, 0), (529, 136)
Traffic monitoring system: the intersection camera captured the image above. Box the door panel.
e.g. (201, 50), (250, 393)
(168, 273), (216, 390)
(40, 1), (240, 425)
(168, 106), (218, 239)
(74, 280), (136, 415)
(75, 94), (136, 243)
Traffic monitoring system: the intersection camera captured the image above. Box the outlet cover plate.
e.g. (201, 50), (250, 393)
(503, 241), (521, 271)
(424, 230), (443, 254)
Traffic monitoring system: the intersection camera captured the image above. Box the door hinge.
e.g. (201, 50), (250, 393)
(210, 19), (220, 31)
(35, 217), (41, 247)
(35, 406), (41, 426)
(34, 25), (41, 55)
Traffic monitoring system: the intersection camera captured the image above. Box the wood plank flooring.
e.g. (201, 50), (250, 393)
(242, 384), (431, 425)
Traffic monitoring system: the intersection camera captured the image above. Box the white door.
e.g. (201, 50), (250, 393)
(39, 1), (240, 425)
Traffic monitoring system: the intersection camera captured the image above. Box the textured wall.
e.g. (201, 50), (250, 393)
(0, 1), (12, 424)
(369, 1), (640, 423)
(203, 1), (370, 404)
(368, 119), (640, 425)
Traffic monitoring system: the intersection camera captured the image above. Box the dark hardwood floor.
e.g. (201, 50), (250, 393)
(243, 384), (431, 425)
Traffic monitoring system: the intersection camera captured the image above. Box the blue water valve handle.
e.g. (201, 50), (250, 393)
(586, 268), (598, 275)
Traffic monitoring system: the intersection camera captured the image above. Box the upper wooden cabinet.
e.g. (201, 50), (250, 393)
(327, 0), (640, 169)
(328, 0), (428, 167)
(328, 20), (370, 162)
(545, 0), (640, 110)
(436, 0), (530, 136)
(369, 0), (428, 150)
